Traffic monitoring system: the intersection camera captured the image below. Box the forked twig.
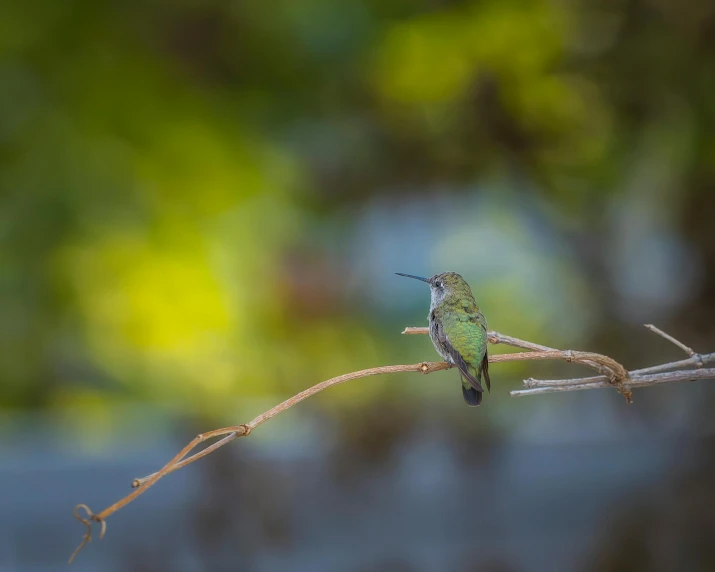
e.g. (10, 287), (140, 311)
(510, 325), (714, 397)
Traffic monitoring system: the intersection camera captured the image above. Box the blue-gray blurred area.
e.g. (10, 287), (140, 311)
(1, 0), (715, 570)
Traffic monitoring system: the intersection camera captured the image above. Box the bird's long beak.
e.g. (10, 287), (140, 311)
(396, 273), (429, 283)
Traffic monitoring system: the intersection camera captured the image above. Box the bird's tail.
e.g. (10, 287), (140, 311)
(461, 381), (483, 407)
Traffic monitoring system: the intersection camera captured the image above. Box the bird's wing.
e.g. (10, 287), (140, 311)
(442, 331), (485, 394)
(432, 318), (483, 391)
(438, 310), (489, 393)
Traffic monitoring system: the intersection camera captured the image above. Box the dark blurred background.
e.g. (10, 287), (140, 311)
(2, 0), (715, 570)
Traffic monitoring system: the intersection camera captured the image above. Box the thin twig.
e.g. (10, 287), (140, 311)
(70, 325), (715, 562)
(644, 324), (697, 357)
(631, 352), (712, 375)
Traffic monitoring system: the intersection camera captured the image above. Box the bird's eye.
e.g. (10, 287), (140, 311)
(435, 281), (442, 288)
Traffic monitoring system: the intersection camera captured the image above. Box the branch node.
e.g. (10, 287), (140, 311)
(419, 362), (430, 374)
(606, 366), (632, 403)
(610, 373), (632, 404)
(239, 423), (252, 437)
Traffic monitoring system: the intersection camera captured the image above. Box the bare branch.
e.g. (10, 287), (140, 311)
(509, 328), (715, 398)
(513, 351), (715, 392)
(511, 368), (715, 397)
(70, 325), (715, 562)
(404, 327), (632, 401)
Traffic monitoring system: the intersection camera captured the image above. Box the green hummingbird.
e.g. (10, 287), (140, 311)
(397, 271), (490, 406)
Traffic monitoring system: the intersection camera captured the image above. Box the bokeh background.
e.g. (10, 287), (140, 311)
(2, 0), (715, 570)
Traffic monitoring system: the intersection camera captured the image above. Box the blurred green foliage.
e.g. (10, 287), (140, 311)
(1, 0), (714, 421)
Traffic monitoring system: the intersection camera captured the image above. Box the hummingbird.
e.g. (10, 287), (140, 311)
(397, 272), (490, 406)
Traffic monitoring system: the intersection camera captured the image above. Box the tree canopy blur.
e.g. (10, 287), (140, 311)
(1, 0), (714, 420)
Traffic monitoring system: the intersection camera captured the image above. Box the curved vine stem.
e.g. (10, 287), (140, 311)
(70, 325), (715, 563)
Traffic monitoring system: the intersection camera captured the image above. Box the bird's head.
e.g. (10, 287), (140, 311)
(396, 271), (473, 306)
